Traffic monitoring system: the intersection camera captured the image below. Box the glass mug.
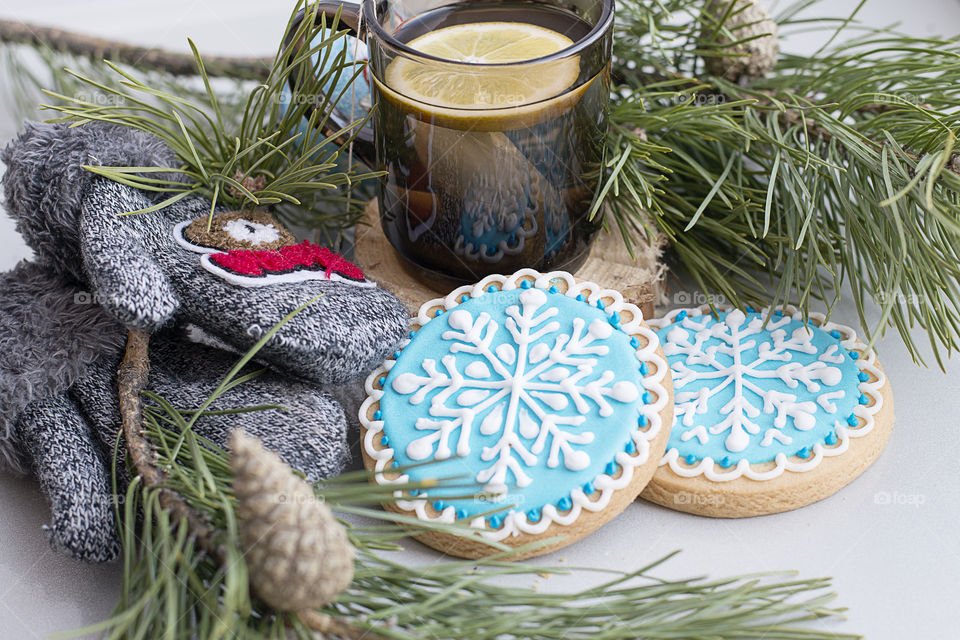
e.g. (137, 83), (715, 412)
(295, 0), (613, 287)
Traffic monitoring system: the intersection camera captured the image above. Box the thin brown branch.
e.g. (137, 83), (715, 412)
(118, 329), (226, 563)
(298, 610), (389, 640)
(0, 19), (271, 80)
(119, 330), (384, 638)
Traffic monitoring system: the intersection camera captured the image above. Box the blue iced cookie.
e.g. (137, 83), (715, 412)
(644, 307), (893, 517)
(360, 269), (674, 559)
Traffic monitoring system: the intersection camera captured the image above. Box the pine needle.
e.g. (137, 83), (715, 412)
(58, 308), (860, 639)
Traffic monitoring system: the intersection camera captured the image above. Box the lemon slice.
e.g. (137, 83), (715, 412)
(380, 21), (585, 130)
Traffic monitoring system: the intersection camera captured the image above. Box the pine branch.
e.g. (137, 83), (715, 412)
(35, 1), (376, 235)
(0, 18), (271, 80)
(78, 308), (861, 640)
(604, 0), (960, 366)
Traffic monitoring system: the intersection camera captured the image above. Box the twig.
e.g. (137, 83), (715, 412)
(0, 19), (271, 80)
(117, 329), (226, 563)
(298, 610), (388, 640)
(118, 329), (384, 639)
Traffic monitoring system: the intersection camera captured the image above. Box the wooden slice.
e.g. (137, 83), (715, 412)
(353, 199), (666, 317)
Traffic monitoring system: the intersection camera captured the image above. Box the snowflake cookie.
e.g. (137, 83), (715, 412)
(359, 269), (674, 559)
(643, 306), (894, 518)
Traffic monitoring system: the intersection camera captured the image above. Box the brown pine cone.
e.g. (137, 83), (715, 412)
(230, 430), (355, 612)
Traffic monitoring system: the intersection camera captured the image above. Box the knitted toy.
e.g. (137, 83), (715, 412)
(0, 122), (409, 562)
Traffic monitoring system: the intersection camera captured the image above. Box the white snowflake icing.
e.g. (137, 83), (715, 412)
(663, 309), (844, 453)
(390, 288), (639, 494)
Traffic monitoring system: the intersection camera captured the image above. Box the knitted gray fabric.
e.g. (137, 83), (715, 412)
(0, 121), (410, 562)
(1, 263), (353, 561)
(16, 393), (120, 562)
(2, 122), (410, 384)
(72, 331), (351, 484)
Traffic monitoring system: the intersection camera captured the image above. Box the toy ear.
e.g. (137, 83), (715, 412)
(79, 178), (180, 331)
(1, 121), (179, 281)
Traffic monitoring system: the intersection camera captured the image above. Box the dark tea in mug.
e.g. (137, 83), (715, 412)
(370, 1), (611, 286)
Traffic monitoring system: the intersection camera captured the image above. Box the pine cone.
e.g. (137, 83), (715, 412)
(700, 0), (779, 82)
(230, 430), (354, 612)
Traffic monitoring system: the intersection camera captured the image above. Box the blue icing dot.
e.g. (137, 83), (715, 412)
(378, 287), (645, 521)
(830, 330), (842, 339)
(548, 285), (559, 294)
(393, 351), (401, 359)
(380, 435), (390, 447)
(850, 351), (860, 360)
(373, 410), (383, 421)
(625, 440), (636, 454)
(596, 300), (605, 310)
(858, 371), (869, 382)
(435, 308), (445, 316)
(720, 456), (733, 468)
(684, 454), (698, 465)
(609, 312), (620, 326)
(408, 330), (416, 339)
(675, 310), (688, 321)
(630, 337), (640, 349)
(859, 394), (870, 405)
(642, 391), (653, 404)
(527, 508), (541, 522)
(520, 280), (532, 289)
(489, 515), (503, 529)
(655, 310), (861, 466)
(576, 294), (586, 302)
(639, 362), (649, 375)
(605, 462), (618, 475)
(745, 306), (756, 313)
(433, 501), (446, 511)
(487, 285), (498, 293)
(456, 508), (468, 520)
(638, 414), (649, 427)
(825, 432), (838, 445)
(847, 414), (859, 426)
(557, 496), (572, 511)
(409, 489), (419, 496)
(391, 461), (399, 469)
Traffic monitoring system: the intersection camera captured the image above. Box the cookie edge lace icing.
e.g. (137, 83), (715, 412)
(648, 305), (886, 483)
(358, 268), (670, 541)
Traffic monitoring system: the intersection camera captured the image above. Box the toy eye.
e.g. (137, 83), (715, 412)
(174, 210), (296, 254)
(201, 240), (374, 289)
(221, 219), (281, 245)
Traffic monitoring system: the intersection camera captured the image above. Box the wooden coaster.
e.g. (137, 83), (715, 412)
(353, 199), (666, 318)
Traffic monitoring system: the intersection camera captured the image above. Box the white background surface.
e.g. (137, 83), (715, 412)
(0, 1), (958, 638)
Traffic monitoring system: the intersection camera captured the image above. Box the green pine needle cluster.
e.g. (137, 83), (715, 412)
(37, 2), (376, 233)
(603, 0), (960, 366)
(65, 304), (859, 640)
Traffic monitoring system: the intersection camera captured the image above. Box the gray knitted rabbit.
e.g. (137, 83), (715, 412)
(0, 122), (409, 562)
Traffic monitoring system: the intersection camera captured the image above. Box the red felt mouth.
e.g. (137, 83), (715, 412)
(209, 241), (366, 281)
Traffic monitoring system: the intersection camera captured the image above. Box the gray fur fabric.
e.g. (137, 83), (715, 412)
(1, 122), (179, 282)
(0, 121), (410, 562)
